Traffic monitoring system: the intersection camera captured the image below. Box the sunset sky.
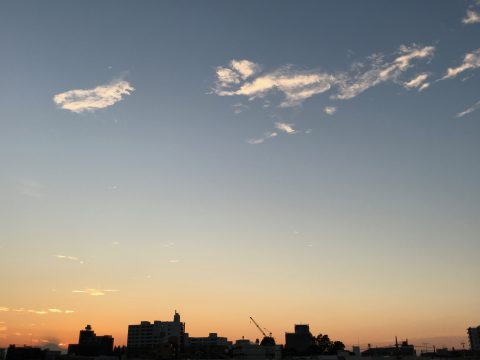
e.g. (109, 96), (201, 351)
(1, 0), (480, 351)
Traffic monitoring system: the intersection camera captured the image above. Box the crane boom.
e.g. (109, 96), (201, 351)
(249, 316), (267, 337)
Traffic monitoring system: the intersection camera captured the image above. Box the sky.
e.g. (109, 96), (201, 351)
(1, 0), (480, 351)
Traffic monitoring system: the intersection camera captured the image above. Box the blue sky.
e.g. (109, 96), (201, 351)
(1, 0), (480, 348)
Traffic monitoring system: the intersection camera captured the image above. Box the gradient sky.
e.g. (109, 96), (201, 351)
(1, 0), (480, 351)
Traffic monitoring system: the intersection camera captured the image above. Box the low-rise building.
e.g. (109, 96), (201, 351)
(232, 339), (281, 360)
(361, 339), (415, 357)
(285, 324), (314, 355)
(68, 325), (114, 357)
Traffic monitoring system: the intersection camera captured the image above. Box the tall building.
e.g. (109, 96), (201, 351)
(68, 324), (114, 356)
(285, 324), (314, 355)
(127, 311), (186, 357)
(468, 326), (480, 351)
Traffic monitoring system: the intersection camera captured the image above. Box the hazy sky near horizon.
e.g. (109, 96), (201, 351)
(1, 0), (480, 350)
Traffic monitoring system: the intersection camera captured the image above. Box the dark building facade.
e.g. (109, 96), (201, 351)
(68, 325), (114, 356)
(6, 346), (47, 360)
(362, 339), (415, 357)
(127, 311), (186, 358)
(468, 326), (480, 351)
(284, 324), (314, 355)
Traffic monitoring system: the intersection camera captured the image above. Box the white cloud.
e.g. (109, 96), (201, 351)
(54, 254), (84, 264)
(456, 99), (480, 117)
(53, 79), (134, 113)
(247, 131), (277, 145)
(463, 10), (480, 24)
(28, 310), (48, 315)
(404, 73), (429, 89)
(214, 45), (435, 107)
(275, 122), (296, 134)
(0, 307), (72, 315)
(230, 60), (259, 79)
(216, 67), (240, 86)
(169, 259), (180, 263)
(418, 83), (430, 91)
(248, 122), (305, 145)
(324, 106), (337, 115)
(214, 61), (335, 107)
(334, 45), (435, 99)
(72, 288), (119, 296)
(442, 48), (480, 80)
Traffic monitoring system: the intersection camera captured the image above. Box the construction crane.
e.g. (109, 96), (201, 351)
(249, 317), (276, 346)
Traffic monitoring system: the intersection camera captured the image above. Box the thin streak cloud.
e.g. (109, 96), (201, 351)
(54, 254), (84, 264)
(456, 99), (480, 117)
(247, 131), (277, 145)
(53, 79), (134, 113)
(72, 288), (119, 296)
(442, 48), (480, 80)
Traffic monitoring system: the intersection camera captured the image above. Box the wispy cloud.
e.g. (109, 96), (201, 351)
(214, 61), (335, 107)
(463, 9), (480, 24)
(247, 122), (307, 145)
(456, 99), (480, 117)
(442, 48), (480, 80)
(232, 102), (249, 114)
(0, 307), (73, 315)
(247, 131), (278, 145)
(404, 73), (429, 90)
(334, 45), (435, 100)
(168, 259), (180, 263)
(53, 79), (134, 113)
(72, 288), (119, 296)
(54, 254), (84, 264)
(275, 122), (296, 134)
(324, 106), (337, 115)
(213, 44), (435, 107)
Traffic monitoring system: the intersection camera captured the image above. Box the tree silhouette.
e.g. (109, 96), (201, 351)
(310, 334), (346, 355)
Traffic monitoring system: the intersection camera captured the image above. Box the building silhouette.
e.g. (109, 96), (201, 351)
(232, 339), (281, 360)
(468, 325), (480, 351)
(186, 333), (231, 358)
(127, 311), (186, 358)
(284, 324), (314, 355)
(361, 338), (415, 357)
(67, 325), (114, 356)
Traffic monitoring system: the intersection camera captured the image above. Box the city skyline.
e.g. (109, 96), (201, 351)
(1, 0), (480, 352)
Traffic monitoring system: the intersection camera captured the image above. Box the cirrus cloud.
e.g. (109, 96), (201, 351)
(213, 44), (435, 107)
(442, 48), (480, 80)
(456, 99), (480, 117)
(53, 79), (134, 113)
(72, 288), (119, 296)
